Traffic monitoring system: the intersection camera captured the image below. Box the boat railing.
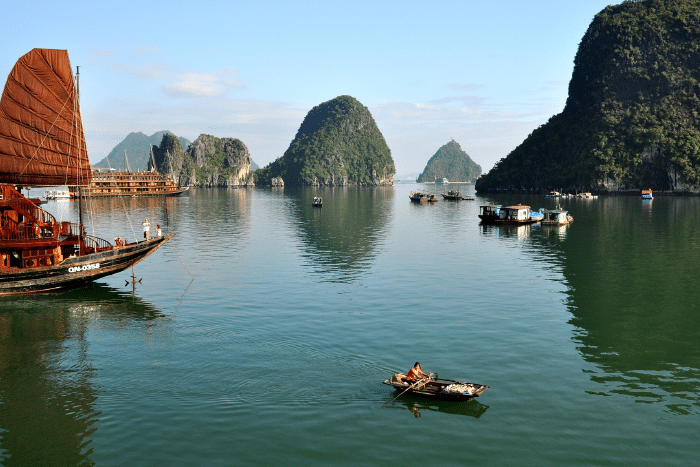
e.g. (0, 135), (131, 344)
(2, 186), (58, 226)
(58, 222), (84, 237)
(83, 235), (113, 253)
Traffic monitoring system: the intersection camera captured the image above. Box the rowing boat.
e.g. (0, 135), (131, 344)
(382, 373), (489, 402)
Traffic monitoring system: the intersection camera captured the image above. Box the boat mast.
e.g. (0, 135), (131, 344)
(76, 66), (85, 239)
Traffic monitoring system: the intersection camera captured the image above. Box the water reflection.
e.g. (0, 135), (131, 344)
(559, 196), (700, 414)
(387, 395), (489, 419)
(479, 223), (534, 240)
(0, 285), (167, 465)
(285, 187), (393, 283)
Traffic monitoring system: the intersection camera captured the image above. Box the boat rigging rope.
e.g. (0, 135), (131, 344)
(82, 102), (138, 242)
(170, 240), (194, 279)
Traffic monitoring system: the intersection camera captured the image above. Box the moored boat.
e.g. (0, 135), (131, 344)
(540, 207), (573, 225)
(478, 205), (501, 224)
(44, 189), (70, 200)
(0, 48), (173, 295)
(409, 191), (438, 203)
(442, 189), (474, 200)
(383, 374), (489, 402)
(496, 205), (540, 225)
(641, 188), (653, 199)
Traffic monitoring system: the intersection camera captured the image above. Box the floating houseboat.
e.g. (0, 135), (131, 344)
(495, 205), (540, 225)
(641, 188), (653, 199)
(540, 208), (573, 225)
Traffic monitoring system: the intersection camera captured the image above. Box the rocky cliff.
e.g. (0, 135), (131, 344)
(476, 0), (700, 194)
(417, 139), (482, 183)
(255, 95), (395, 187)
(93, 131), (190, 171)
(152, 133), (254, 187)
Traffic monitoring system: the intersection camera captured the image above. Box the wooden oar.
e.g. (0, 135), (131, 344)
(381, 375), (432, 408)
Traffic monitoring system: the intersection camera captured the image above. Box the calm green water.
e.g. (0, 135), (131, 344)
(1, 186), (698, 466)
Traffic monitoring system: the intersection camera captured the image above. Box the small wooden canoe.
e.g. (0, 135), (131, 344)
(383, 373), (489, 402)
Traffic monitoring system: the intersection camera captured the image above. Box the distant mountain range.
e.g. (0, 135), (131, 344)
(93, 131), (259, 172)
(92, 131), (191, 171)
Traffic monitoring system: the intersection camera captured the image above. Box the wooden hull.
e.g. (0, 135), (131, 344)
(0, 234), (172, 295)
(383, 377), (489, 402)
(478, 214), (499, 224)
(494, 218), (540, 225)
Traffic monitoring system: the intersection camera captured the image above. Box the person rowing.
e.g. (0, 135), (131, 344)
(405, 362), (431, 382)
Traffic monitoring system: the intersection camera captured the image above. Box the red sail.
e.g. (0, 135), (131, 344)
(0, 48), (91, 186)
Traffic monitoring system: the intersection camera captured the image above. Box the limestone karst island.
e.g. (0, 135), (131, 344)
(477, 0), (700, 195)
(255, 95), (395, 187)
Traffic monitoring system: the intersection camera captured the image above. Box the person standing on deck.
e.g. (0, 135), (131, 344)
(156, 224), (162, 237)
(142, 218), (151, 240)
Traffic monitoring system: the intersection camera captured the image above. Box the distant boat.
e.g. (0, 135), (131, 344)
(641, 188), (653, 199)
(313, 196), (323, 207)
(44, 189), (70, 200)
(540, 207), (573, 225)
(435, 177), (449, 184)
(69, 150), (188, 198)
(478, 205), (501, 224)
(545, 191), (561, 198)
(409, 191), (438, 203)
(441, 189), (474, 200)
(576, 192), (596, 199)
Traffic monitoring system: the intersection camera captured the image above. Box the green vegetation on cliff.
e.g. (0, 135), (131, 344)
(256, 95), (395, 186)
(477, 0), (700, 193)
(417, 139), (482, 182)
(153, 133), (254, 187)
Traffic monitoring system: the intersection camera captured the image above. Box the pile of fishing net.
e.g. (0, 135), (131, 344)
(441, 383), (477, 395)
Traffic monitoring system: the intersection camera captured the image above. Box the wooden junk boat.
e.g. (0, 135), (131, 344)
(69, 168), (188, 198)
(383, 374), (489, 402)
(0, 48), (172, 295)
(68, 150), (188, 198)
(409, 191), (438, 203)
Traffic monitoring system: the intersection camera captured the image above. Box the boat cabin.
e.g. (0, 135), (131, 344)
(541, 208), (572, 225)
(499, 205), (531, 221)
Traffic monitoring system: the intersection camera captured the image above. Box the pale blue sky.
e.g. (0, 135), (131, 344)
(2, 0), (615, 175)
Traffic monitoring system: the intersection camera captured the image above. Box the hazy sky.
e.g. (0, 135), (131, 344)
(2, 0), (615, 176)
